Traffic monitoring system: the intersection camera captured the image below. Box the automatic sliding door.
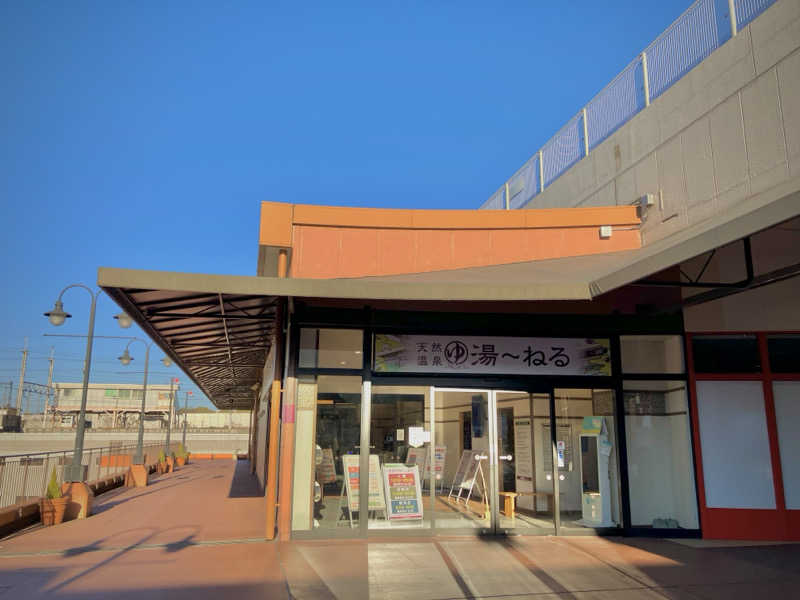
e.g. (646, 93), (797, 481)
(433, 389), (491, 531)
(494, 391), (555, 534)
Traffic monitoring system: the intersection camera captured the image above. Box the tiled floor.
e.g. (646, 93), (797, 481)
(1, 460), (799, 599)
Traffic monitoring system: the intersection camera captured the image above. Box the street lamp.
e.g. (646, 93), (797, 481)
(164, 377), (179, 455)
(44, 285), (99, 483)
(118, 338), (171, 465)
(114, 312), (133, 329)
(182, 390), (192, 447)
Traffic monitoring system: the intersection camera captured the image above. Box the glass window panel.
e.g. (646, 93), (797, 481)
(624, 380), (699, 529)
(554, 388), (621, 530)
(691, 335), (761, 373)
(368, 385), (431, 530)
(291, 375), (362, 532)
(696, 381), (775, 509)
(621, 335), (685, 374)
(773, 382), (800, 509)
(768, 335), (800, 373)
(298, 328), (364, 369)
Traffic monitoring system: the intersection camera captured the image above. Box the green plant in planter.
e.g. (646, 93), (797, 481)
(158, 450), (166, 463)
(46, 467), (61, 499)
(177, 444), (187, 459)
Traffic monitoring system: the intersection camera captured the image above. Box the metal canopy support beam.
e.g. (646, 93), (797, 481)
(140, 294), (268, 314)
(683, 261), (800, 307)
(135, 292), (218, 308)
(633, 237), (754, 289)
(219, 293), (236, 381)
(149, 311), (276, 323)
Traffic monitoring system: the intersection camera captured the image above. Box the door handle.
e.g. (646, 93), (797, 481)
(499, 454), (513, 461)
(475, 454), (488, 460)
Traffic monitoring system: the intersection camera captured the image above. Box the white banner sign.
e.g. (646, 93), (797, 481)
(374, 334), (610, 376)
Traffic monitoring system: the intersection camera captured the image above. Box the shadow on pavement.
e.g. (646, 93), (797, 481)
(228, 461), (262, 498)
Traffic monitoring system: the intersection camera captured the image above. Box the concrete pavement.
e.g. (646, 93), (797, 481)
(1, 460), (798, 599)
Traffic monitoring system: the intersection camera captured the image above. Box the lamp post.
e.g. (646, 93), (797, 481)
(164, 376), (178, 455)
(182, 390), (192, 447)
(118, 338), (171, 465)
(43, 284), (99, 483)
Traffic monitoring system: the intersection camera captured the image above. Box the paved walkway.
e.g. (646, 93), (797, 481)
(1, 461), (798, 599)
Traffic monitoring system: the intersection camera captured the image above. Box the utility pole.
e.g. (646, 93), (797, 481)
(15, 338), (28, 412)
(45, 347), (55, 429)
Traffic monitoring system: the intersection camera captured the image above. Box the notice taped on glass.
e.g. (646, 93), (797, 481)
(425, 446), (447, 481)
(382, 464), (423, 520)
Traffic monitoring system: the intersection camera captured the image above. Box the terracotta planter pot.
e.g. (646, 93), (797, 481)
(40, 496), (70, 526)
(166, 457), (174, 473)
(176, 457), (185, 467)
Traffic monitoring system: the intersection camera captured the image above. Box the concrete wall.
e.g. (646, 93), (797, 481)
(34, 410), (250, 431)
(524, 0), (800, 247)
(0, 432), (249, 456)
(182, 412), (250, 429)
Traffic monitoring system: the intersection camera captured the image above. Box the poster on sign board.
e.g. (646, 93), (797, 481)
(406, 447), (427, 469)
(450, 450), (476, 491)
(460, 452), (481, 490)
(425, 446), (447, 481)
(341, 455), (385, 512)
(382, 464), (423, 520)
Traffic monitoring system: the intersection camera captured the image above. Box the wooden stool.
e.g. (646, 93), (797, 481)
(498, 491), (519, 519)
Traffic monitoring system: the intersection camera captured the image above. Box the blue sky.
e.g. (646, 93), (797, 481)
(0, 0), (689, 409)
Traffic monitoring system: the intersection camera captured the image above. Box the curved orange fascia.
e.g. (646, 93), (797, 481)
(259, 201), (641, 279)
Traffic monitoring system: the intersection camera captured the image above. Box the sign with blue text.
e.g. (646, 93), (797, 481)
(374, 334), (611, 376)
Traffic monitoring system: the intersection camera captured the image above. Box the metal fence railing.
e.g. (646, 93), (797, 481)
(480, 0), (777, 210)
(0, 441), (180, 510)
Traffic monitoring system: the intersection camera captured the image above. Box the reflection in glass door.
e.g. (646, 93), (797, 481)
(494, 391), (555, 534)
(433, 389), (492, 531)
(367, 385), (432, 530)
(553, 388), (621, 531)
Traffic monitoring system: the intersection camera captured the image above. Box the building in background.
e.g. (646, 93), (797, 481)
(48, 383), (250, 431)
(52, 382), (178, 430)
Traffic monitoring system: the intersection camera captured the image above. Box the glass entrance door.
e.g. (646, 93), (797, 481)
(493, 391), (555, 535)
(432, 389), (492, 532)
(431, 387), (555, 535)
